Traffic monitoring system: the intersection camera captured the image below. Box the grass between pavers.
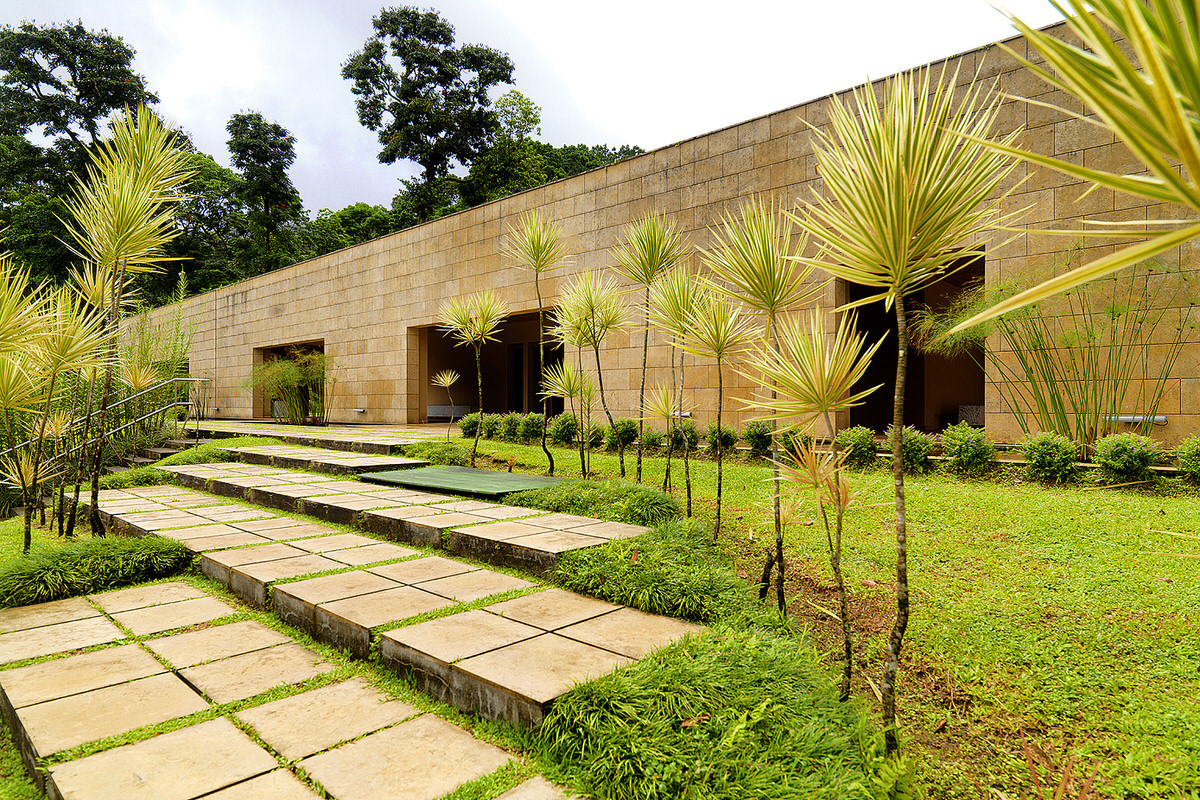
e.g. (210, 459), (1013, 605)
(445, 439), (1200, 798)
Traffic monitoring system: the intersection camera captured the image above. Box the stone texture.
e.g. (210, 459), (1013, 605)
(20, 672), (207, 755)
(228, 554), (344, 607)
(325, 542), (417, 565)
(0, 597), (98, 634)
(298, 713), (510, 800)
(484, 588), (620, 631)
(272, 571), (398, 629)
(144, 620), (291, 668)
(369, 555), (476, 584)
(557, 606), (705, 658)
(0, 616), (124, 665)
(0, 643), (163, 709)
(90, 582), (205, 613)
(46, 717), (277, 800)
(496, 776), (573, 800)
(417, 569), (536, 603)
(201, 770), (323, 800)
(314, 587), (455, 658)
(181, 642), (335, 703)
(288, 532), (383, 552)
(235, 677), (417, 760)
(111, 596), (236, 636)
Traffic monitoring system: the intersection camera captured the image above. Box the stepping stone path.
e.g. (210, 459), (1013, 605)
(7, 432), (705, 798)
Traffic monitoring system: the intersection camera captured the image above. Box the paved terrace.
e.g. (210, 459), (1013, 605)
(188, 420), (448, 454)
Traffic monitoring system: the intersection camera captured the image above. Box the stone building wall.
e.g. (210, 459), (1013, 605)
(159, 21), (1200, 444)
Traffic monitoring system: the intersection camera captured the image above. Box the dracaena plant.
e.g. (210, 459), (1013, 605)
(439, 290), (509, 463)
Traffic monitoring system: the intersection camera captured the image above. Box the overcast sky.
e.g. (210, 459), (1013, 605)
(4, 1), (1066, 213)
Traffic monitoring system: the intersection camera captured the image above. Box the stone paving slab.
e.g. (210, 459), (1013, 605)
(19, 672), (208, 756)
(483, 588), (620, 631)
(90, 582), (207, 613)
(235, 677), (418, 761)
(46, 717), (278, 800)
(203, 770), (323, 800)
(315, 587), (455, 658)
(144, 620), (291, 667)
(272, 571), (399, 629)
(228, 554), (345, 607)
(0, 644), (163, 710)
(180, 641), (335, 703)
(298, 713), (511, 800)
(369, 555), (478, 583)
(0, 597), (99, 633)
(325, 542), (417, 565)
(177, 531), (272, 552)
(0, 616), (125, 665)
(557, 606), (705, 658)
(417, 568), (537, 603)
(288, 532), (383, 552)
(497, 776), (574, 800)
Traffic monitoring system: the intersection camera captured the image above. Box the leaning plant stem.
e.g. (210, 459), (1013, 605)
(471, 344), (483, 464)
(89, 260), (128, 536)
(823, 409), (854, 702)
(591, 343), (624, 477)
(67, 371), (98, 539)
(713, 354), (725, 541)
(635, 285), (650, 483)
(535, 273), (554, 475)
(881, 297), (911, 755)
(767, 316), (784, 612)
(26, 372), (59, 545)
(445, 386), (455, 441)
(679, 349), (692, 516)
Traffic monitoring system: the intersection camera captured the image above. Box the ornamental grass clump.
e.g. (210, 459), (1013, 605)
(741, 420), (773, 459)
(1021, 432), (1079, 484)
(940, 421), (997, 476)
(1093, 432), (1161, 484)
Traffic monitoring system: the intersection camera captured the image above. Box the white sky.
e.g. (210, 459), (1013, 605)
(3, 0), (1066, 213)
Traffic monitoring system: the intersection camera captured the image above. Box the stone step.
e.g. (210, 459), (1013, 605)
(142, 446), (181, 459)
(219, 444), (429, 476)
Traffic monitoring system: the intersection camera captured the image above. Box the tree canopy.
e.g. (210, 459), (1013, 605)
(226, 111), (303, 269)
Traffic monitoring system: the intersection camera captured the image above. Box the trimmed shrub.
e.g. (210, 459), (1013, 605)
(402, 441), (470, 466)
(605, 418), (638, 451)
(668, 419), (701, 451)
(518, 412), (544, 443)
(885, 424), (933, 474)
(742, 420), (773, 459)
(834, 425), (877, 468)
(1094, 432), (1161, 483)
(1021, 432), (1078, 483)
(0, 536), (194, 608)
(479, 413), (502, 439)
(586, 424), (606, 449)
(506, 479), (683, 527)
(940, 422), (997, 475)
(457, 411), (480, 438)
(779, 428), (813, 456)
(547, 412), (579, 446)
(1175, 435), (1200, 481)
(499, 412), (522, 442)
(640, 428), (664, 450)
(705, 423), (739, 456)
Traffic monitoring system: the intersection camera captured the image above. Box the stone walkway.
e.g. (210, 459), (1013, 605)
(190, 420), (443, 454)
(0, 582), (571, 800)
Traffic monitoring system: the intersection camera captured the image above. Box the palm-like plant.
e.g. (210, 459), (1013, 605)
(677, 281), (755, 540)
(649, 264), (704, 513)
(704, 195), (823, 609)
(555, 271), (630, 476)
(439, 290), (509, 463)
(952, 0), (1200, 332)
(611, 213), (688, 483)
(431, 370), (460, 441)
(503, 211), (566, 474)
(642, 383), (688, 493)
(746, 307), (883, 699)
(541, 361), (594, 476)
(789, 66), (1021, 754)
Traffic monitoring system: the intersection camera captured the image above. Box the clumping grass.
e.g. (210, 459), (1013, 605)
(552, 520), (765, 625)
(402, 440), (470, 466)
(0, 535), (193, 607)
(506, 479), (681, 527)
(0, 720), (39, 800)
(538, 626), (914, 800)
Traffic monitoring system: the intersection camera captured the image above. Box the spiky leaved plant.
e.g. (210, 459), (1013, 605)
(503, 210), (566, 475)
(438, 290), (509, 464)
(541, 361), (595, 477)
(790, 66), (1020, 753)
(611, 212), (688, 483)
(431, 369), (460, 440)
(642, 383), (688, 493)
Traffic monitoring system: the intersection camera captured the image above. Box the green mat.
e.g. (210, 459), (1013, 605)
(359, 466), (571, 498)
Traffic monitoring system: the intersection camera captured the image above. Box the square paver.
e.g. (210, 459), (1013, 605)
(144, 620), (292, 668)
(0, 597), (98, 634)
(90, 582), (205, 613)
(273, 571), (399, 629)
(568, 521), (648, 541)
(417, 569), (537, 603)
(556, 606), (704, 658)
(326, 543), (418, 565)
(182, 532), (272, 552)
(483, 588), (619, 631)
(111, 595), (236, 636)
(288, 533), (381, 553)
(455, 521), (546, 542)
(382, 609), (542, 667)
(504, 530), (609, 554)
(369, 556), (477, 584)
(236, 677), (417, 760)
(298, 713), (510, 800)
(0, 643), (163, 709)
(157, 523), (244, 541)
(181, 642), (336, 703)
(19, 672), (208, 755)
(228, 554), (345, 607)
(202, 769), (324, 800)
(495, 776), (573, 800)
(47, 717), (278, 800)
(315, 587), (455, 657)
(0, 616), (125, 665)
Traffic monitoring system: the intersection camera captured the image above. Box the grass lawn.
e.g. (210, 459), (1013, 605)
(467, 438), (1200, 798)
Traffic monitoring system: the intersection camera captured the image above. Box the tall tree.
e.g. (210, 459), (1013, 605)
(226, 111), (303, 271)
(342, 6), (514, 222)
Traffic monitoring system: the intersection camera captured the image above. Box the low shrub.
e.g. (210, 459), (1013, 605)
(586, 424), (606, 449)
(500, 412), (523, 442)
(1175, 435), (1200, 481)
(458, 411), (480, 439)
(779, 428), (813, 456)
(479, 413), (502, 439)
(518, 412), (544, 443)
(506, 479), (682, 527)
(538, 618), (909, 800)
(605, 418), (638, 451)
(1021, 431), (1078, 483)
(885, 425), (933, 474)
(640, 428), (664, 450)
(0, 536), (194, 608)
(1093, 432), (1161, 483)
(834, 426), (877, 469)
(402, 441), (469, 466)
(99, 467), (173, 491)
(668, 419), (701, 451)
(742, 420), (773, 459)
(940, 422), (997, 476)
(547, 412), (579, 446)
(705, 423), (739, 456)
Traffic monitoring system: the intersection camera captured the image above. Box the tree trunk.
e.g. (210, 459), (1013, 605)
(823, 409), (854, 703)
(591, 343), (624, 477)
(89, 261), (129, 537)
(635, 287), (649, 483)
(680, 351), (691, 517)
(25, 372), (58, 547)
(881, 296), (911, 756)
(713, 357), (725, 541)
(67, 371), (98, 539)
(471, 345), (483, 464)
(535, 276), (554, 476)
(767, 316), (785, 615)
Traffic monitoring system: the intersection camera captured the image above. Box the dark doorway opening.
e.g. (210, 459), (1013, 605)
(845, 256), (985, 433)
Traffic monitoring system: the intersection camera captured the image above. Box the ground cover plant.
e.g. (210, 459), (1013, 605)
(506, 479), (681, 527)
(402, 440), (470, 466)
